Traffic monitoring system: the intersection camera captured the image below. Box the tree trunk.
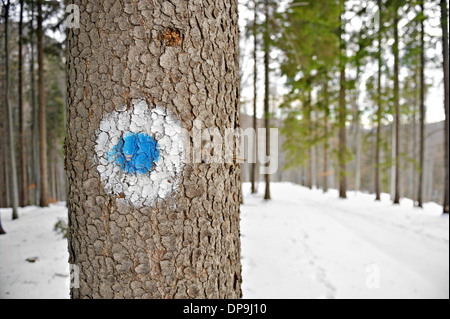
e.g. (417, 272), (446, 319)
(323, 74), (329, 193)
(18, 0), (27, 207)
(418, 1), (425, 208)
(306, 85), (313, 189)
(393, 9), (401, 204)
(263, 0), (271, 200)
(251, 0), (258, 194)
(338, 0), (347, 199)
(3, 0), (19, 220)
(29, 0), (40, 206)
(66, 0), (242, 299)
(0, 212), (5, 235)
(441, 0), (449, 214)
(37, 0), (48, 207)
(375, 0), (383, 201)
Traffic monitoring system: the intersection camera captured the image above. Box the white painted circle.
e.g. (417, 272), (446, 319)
(94, 99), (185, 207)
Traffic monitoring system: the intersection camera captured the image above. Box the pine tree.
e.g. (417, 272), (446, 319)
(66, 0), (242, 299)
(440, 0), (449, 214)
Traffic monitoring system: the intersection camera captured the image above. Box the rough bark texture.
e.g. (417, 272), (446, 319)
(66, 0), (242, 299)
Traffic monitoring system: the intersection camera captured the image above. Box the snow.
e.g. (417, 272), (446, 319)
(0, 203), (70, 299)
(0, 183), (448, 299)
(241, 183), (449, 299)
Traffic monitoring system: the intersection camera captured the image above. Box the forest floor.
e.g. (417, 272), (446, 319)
(0, 183), (448, 299)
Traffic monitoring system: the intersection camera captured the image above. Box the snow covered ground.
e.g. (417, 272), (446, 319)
(0, 183), (448, 299)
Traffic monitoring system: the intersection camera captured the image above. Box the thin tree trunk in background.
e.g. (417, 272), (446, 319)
(306, 86), (313, 189)
(18, 0), (27, 207)
(3, 0), (19, 220)
(441, 0), (449, 214)
(390, 123), (395, 198)
(4, 146), (10, 208)
(29, 0), (39, 206)
(375, 0), (383, 201)
(393, 9), (401, 204)
(0, 209), (5, 234)
(37, 0), (48, 207)
(412, 69), (419, 202)
(418, 1), (425, 208)
(251, 0), (258, 194)
(355, 115), (362, 193)
(264, 0), (271, 200)
(338, 0), (347, 199)
(323, 76), (329, 193)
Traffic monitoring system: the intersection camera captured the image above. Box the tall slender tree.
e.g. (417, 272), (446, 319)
(375, 0), (384, 201)
(2, 0), (19, 219)
(263, 0), (271, 200)
(338, 0), (347, 199)
(441, 0), (449, 214)
(251, 0), (258, 194)
(18, 0), (27, 207)
(392, 0), (401, 204)
(417, 0), (425, 208)
(37, 0), (48, 207)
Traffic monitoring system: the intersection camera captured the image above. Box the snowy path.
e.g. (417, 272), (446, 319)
(0, 183), (448, 299)
(241, 183), (449, 299)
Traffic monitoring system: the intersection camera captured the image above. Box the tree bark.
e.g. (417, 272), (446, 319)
(393, 8), (401, 204)
(338, 0), (347, 199)
(251, 0), (258, 194)
(323, 76), (329, 193)
(375, 0), (383, 201)
(37, 0), (48, 207)
(441, 0), (449, 214)
(18, 0), (27, 207)
(418, 1), (425, 208)
(263, 0), (271, 200)
(66, 0), (242, 299)
(3, 0), (19, 219)
(0, 211), (5, 234)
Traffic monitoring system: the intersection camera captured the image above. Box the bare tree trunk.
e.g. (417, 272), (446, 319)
(37, 0), (48, 207)
(18, 0), (27, 207)
(264, 0), (271, 200)
(338, 0), (347, 199)
(251, 0), (258, 194)
(323, 75), (329, 193)
(393, 9), (401, 204)
(28, 0), (39, 206)
(3, 0), (19, 220)
(375, 0), (383, 201)
(66, 0), (242, 299)
(306, 86), (313, 189)
(441, 0), (449, 214)
(418, 1), (426, 208)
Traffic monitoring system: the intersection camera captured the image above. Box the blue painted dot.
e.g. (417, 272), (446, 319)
(107, 132), (160, 175)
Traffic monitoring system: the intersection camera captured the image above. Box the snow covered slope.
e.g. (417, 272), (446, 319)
(241, 183), (449, 299)
(0, 183), (448, 299)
